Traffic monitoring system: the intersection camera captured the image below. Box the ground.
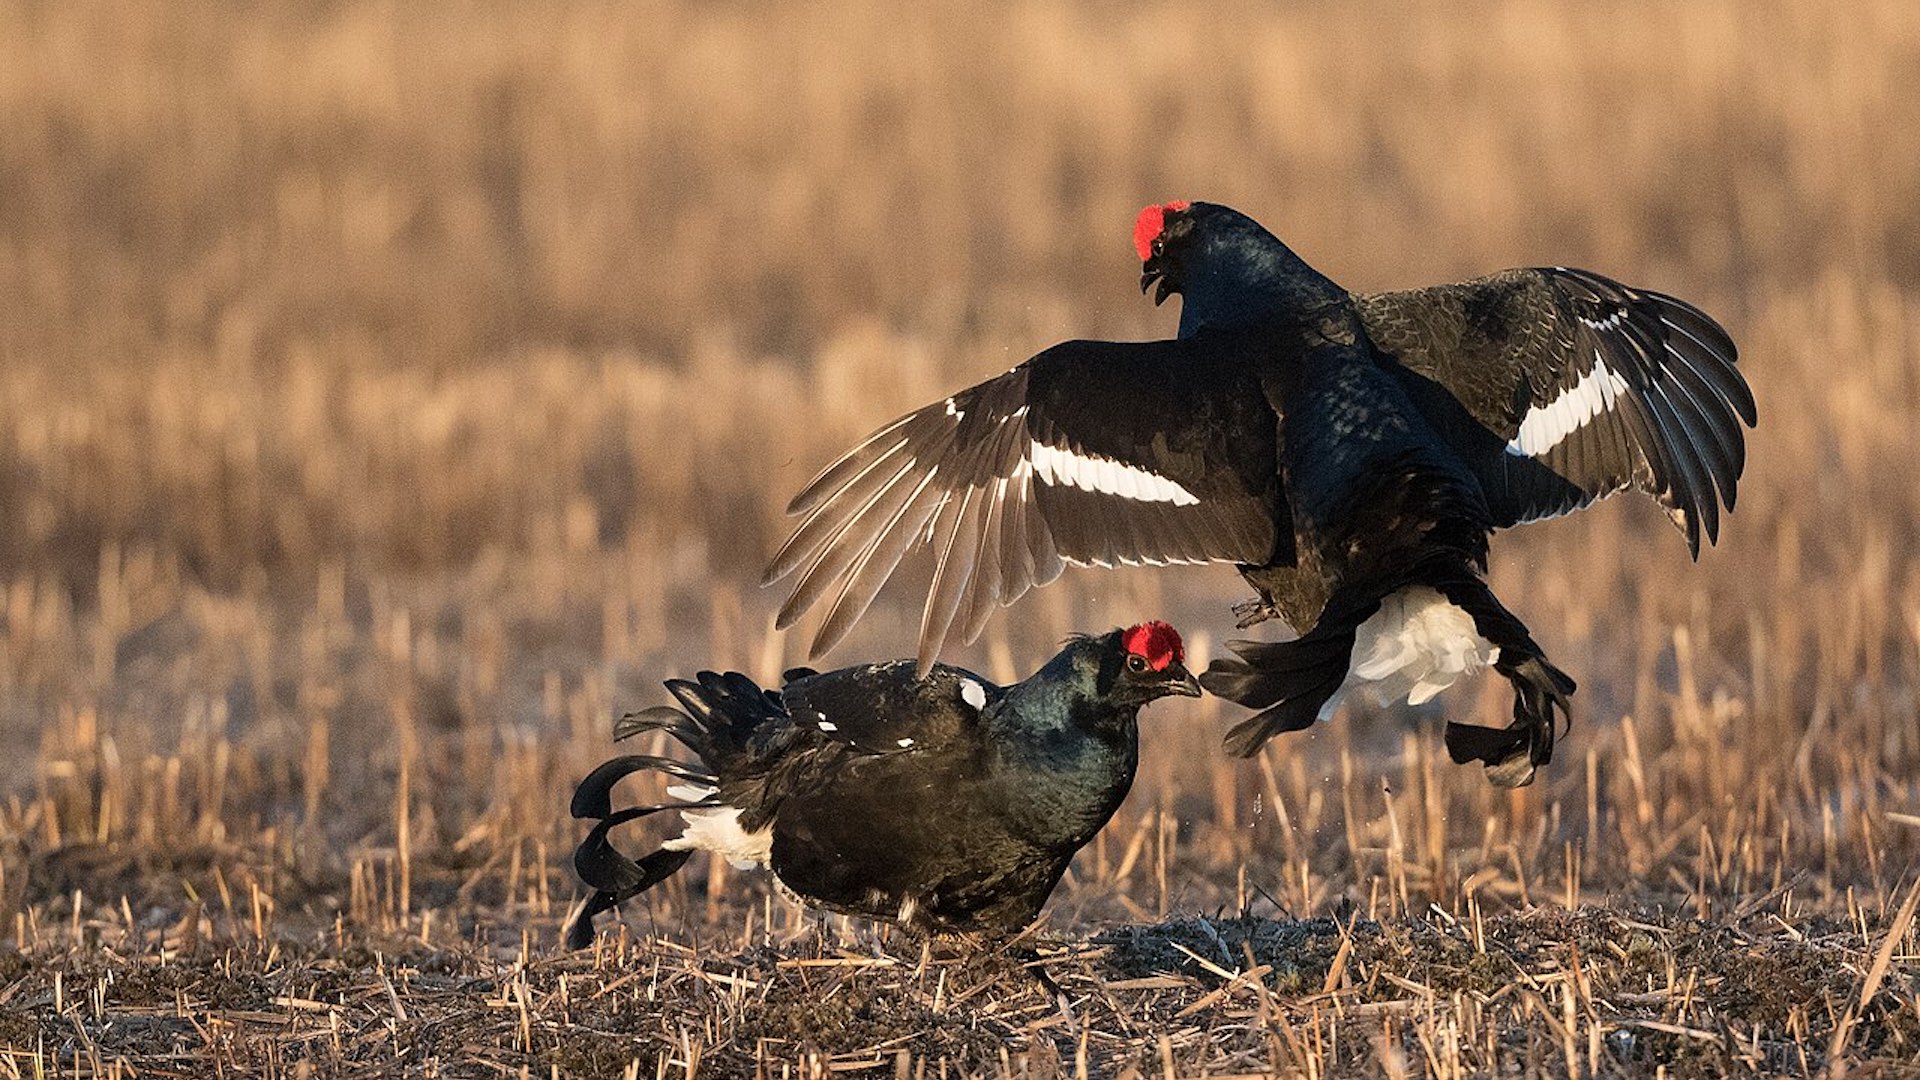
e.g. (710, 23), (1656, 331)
(4, 886), (1916, 1076)
(3, 0), (1919, 1075)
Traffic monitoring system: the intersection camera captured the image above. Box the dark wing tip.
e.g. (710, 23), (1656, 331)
(771, 383), (1011, 662)
(1579, 271), (1751, 551)
(1678, 507), (1702, 560)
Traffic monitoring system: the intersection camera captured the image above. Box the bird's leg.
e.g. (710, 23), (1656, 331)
(1231, 593), (1282, 629)
(1506, 655), (1574, 775)
(981, 924), (1077, 1023)
(1425, 573), (1575, 788)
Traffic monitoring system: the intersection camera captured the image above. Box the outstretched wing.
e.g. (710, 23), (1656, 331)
(1357, 267), (1755, 554)
(765, 336), (1283, 668)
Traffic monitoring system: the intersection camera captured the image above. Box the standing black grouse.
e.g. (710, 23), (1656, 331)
(762, 201), (1754, 787)
(565, 621), (1198, 949)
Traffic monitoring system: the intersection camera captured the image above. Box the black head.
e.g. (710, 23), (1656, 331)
(1134, 201), (1346, 334)
(1134, 200), (1198, 306)
(1077, 620), (1202, 709)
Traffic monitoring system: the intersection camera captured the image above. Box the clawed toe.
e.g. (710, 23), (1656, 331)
(1484, 748), (1539, 788)
(1231, 597), (1280, 629)
(1444, 655), (1575, 788)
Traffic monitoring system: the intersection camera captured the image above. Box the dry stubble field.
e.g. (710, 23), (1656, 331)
(2, 1), (1919, 1076)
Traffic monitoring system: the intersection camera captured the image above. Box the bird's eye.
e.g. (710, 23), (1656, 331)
(1151, 238), (1164, 256)
(1126, 654), (1148, 673)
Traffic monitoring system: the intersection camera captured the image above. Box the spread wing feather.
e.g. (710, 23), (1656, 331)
(1358, 267), (1754, 555)
(767, 337), (1283, 668)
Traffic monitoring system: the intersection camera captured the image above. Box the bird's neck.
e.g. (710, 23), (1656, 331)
(1063, 698), (1141, 746)
(987, 688), (1139, 846)
(992, 668), (1137, 749)
(1177, 238), (1349, 337)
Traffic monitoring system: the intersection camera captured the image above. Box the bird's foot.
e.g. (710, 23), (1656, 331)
(1509, 656), (1575, 738)
(1485, 747), (1540, 789)
(1231, 596), (1282, 629)
(1444, 657), (1575, 788)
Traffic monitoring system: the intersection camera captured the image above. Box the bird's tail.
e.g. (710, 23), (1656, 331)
(564, 671), (784, 948)
(564, 814), (695, 949)
(1428, 578), (1576, 788)
(1203, 590), (1381, 758)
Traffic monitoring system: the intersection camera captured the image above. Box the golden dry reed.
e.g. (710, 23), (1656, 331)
(0, 1), (1917, 1076)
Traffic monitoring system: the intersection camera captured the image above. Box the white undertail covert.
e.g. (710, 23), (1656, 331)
(1346, 587), (1500, 707)
(659, 784), (773, 870)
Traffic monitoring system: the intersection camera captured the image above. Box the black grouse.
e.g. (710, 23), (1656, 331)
(762, 201), (1754, 787)
(565, 621), (1198, 949)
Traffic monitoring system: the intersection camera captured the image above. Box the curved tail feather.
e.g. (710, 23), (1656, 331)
(567, 669), (787, 948)
(570, 756), (718, 820)
(565, 796), (704, 948)
(573, 805), (685, 891)
(565, 843), (695, 949)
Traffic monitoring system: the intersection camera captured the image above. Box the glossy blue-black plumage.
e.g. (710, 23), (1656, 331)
(564, 629), (1199, 946)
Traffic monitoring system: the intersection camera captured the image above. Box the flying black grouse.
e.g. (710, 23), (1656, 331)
(565, 621), (1198, 948)
(764, 201), (1754, 786)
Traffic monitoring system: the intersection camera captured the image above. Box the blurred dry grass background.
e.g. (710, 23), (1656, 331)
(2, 0), (1919, 1074)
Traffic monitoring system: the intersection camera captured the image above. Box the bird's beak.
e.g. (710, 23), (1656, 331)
(1139, 257), (1174, 306)
(1165, 663), (1203, 698)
